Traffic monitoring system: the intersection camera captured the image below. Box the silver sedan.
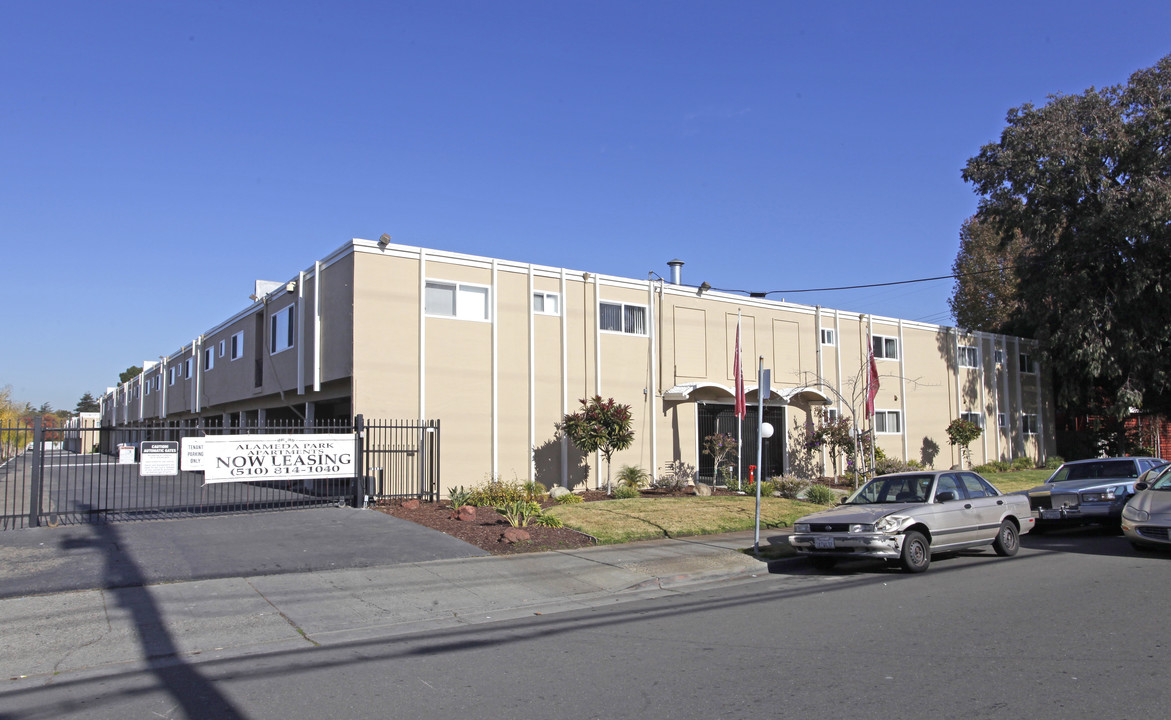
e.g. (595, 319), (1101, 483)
(1121, 465), (1171, 551)
(789, 470), (1035, 573)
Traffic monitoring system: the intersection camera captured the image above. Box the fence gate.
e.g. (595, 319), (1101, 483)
(0, 416), (439, 531)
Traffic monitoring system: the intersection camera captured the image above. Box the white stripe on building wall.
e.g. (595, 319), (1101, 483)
(898, 319), (908, 461)
(528, 264), (536, 483)
(648, 277), (658, 484)
(313, 260), (322, 392)
(491, 259), (499, 478)
(296, 270), (305, 395)
(1013, 336), (1023, 457)
(419, 248), (427, 422)
(560, 268), (568, 488)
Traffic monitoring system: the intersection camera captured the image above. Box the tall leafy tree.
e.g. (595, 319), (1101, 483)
(119, 365), (143, 384)
(961, 54), (1171, 417)
(948, 216), (1026, 334)
(559, 396), (634, 495)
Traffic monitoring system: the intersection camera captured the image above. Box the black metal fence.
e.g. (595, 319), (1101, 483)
(0, 416), (439, 531)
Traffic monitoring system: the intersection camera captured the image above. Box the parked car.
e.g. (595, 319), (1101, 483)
(788, 470), (1034, 573)
(1121, 464), (1171, 551)
(1022, 457), (1167, 530)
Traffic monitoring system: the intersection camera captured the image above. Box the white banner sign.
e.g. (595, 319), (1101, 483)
(200, 434), (356, 484)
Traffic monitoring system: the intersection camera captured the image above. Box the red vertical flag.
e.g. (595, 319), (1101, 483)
(734, 316), (746, 419)
(866, 335), (880, 417)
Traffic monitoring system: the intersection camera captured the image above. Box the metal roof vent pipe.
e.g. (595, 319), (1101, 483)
(667, 259), (684, 285)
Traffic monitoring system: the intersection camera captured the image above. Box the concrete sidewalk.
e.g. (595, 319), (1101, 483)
(1, 528), (793, 685)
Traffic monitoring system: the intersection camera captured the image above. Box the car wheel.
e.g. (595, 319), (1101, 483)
(809, 556), (838, 571)
(899, 531), (930, 573)
(992, 520), (1019, 557)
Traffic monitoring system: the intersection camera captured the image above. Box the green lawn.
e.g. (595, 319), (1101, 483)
(980, 468), (1052, 493)
(547, 468), (1054, 546)
(547, 496), (824, 545)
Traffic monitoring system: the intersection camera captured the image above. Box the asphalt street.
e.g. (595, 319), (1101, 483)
(0, 523), (1167, 720)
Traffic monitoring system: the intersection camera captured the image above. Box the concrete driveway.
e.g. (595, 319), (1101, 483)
(0, 507), (488, 598)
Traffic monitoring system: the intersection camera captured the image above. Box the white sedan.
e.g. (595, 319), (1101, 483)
(789, 470), (1035, 573)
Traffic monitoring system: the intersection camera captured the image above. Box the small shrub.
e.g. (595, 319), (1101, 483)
(613, 484), (640, 499)
(1044, 456), (1064, 469)
(804, 483), (837, 505)
(1011, 457), (1034, 471)
(772, 475), (810, 499)
(617, 465), (648, 488)
(496, 500), (543, 527)
(447, 485), (474, 508)
(972, 464), (997, 475)
(534, 513), (564, 528)
(470, 476), (527, 506)
(992, 460), (1011, 472)
(655, 459), (695, 491)
(521, 480), (547, 502)
(876, 456), (918, 474)
(553, 492), (584, 504)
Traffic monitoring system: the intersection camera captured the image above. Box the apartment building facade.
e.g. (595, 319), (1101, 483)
(100, 238), (1055, 491)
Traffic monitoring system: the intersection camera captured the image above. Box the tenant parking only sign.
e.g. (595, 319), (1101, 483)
(200, 434), (356, 484)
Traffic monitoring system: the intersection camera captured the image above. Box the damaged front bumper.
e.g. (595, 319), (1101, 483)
(788, 532), (905, 560)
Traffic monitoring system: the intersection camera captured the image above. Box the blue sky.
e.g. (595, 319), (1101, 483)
(3, 1), (1170, 412)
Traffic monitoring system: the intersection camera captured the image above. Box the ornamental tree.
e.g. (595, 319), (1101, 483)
(559, 396), (634, 494)
(702, 432), (738, 489)
(946, 418), (983, 469)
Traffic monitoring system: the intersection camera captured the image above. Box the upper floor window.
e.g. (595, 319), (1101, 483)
(824, 407), (840, 422)
(204, 348), (215, 372)
(960, 411), (983, 427)
(231, 331), (244, 360)
(994, 349), (1005, 365)
(218, 340), (226, 358)
(600, 301), (647, 335)
(184, 358), (193, 379)
(169, 367), (176, 386)
(998, 413), (1007, 429)
(270, 305), (295, 354)
(821, 328), (836, 346)
(426, 281), (490, 321)
(873, 334), (899, 360)
(1019, 352), (1037, 374)
(958, 346), (979, 368)
(145, 379), (151, 396)
(1022, 413), (1039, 435)
(533, 291), (560, 316)
(874, 409), (902, 434)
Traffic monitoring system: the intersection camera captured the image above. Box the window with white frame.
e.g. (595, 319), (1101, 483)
(155, 375), (162, 391)
(218, 340), (226, 358)
(1019, 352), (1036, 374)
(994, 349), (1005, 365)
(821, 328), (836, 346)
(1022, 413), (1039, 435)
(145, 379), (151, 396)
(231, 331), (244, 360)
(998, 413), (1007, 428)
(960, 411), (983, 426)
(204, 348), (214, 372)
(825, 407), (840, 422)
(270, 305), (295, 354)
(959, 346), (979, 368)
(533, 291), (560, 316)
(599, 301), (647, 335)
(169, 367), (176, 386)
(184, 358), (193, 379)
(425, 281), (490, 320)
(874, 410), (902, 433)
(873, 334), (899, 360)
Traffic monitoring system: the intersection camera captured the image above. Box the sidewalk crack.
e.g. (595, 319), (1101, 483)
(244, 578), (319, 647)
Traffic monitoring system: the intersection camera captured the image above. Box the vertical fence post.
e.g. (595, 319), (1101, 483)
(28, 416), (44, 528)
(353, 414), (365, 508)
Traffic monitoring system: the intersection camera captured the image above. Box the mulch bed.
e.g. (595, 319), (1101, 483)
(374, 481), (850, 555)
(373, 488), (734, 555)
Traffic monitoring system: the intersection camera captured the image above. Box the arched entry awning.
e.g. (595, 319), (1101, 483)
(662, 383), (832, 405)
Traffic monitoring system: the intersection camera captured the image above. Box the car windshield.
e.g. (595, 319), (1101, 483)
(1048, 460), (1138, 482)
(846, 475), (934, 504)
(1151, 473), (1171, 491)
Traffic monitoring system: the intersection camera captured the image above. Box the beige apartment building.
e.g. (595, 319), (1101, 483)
(100, 238), (1055, 491)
